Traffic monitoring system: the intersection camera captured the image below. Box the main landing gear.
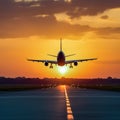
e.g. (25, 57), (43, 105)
(49, 64), (53, 69)
(69, 64), (73, 68)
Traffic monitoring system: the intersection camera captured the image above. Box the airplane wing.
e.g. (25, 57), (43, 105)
(65, 58), (97, 64)
(27, 59), (57, 64)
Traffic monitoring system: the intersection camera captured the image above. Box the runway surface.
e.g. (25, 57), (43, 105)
(0, 85), (120, 120)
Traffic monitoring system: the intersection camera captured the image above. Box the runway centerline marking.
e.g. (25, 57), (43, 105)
(64, 85), (74, 120)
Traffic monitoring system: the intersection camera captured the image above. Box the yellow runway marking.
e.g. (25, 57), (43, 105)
(64, 85), (74, 120)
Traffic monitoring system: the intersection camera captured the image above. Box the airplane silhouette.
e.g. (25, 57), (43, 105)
(27, 39), (97, 68)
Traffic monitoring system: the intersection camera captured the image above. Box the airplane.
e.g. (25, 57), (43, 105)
(27, 39), (97, 68)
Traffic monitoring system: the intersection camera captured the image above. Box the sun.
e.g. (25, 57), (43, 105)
(58, 66), (68, 74)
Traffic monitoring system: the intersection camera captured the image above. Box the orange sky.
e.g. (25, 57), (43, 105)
(0, 0), (120, 78)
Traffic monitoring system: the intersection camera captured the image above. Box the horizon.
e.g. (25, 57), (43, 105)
(0, 76), (119, 79)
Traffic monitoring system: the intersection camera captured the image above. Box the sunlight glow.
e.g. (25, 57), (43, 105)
(58, 66), (68, 74)
(14, 0), (39, 2)
(64, 0), (72, 3)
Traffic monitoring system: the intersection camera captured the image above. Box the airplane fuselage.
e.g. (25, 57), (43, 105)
(57, 51), (65, 66)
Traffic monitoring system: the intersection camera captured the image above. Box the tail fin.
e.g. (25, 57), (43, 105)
(60, 38), (62, 51)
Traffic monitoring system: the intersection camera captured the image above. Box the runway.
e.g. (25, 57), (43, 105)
(0, 85), (120, 120)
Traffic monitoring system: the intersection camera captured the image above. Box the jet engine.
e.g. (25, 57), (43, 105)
(74, 61), (78, 66)
(44, 62), (49, 66)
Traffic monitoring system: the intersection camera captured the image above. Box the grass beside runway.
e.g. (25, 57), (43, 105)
(0, 84), (57, 91)
(72, 84), (120, 92)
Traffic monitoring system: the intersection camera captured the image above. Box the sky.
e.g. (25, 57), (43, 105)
(0, 0), (120, 78)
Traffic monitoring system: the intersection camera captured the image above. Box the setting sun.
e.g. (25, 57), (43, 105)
(58, 66), (68, 74)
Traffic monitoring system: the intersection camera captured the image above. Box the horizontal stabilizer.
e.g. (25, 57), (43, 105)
(65, 54), (76, 57)
(47, 54), (57, 57)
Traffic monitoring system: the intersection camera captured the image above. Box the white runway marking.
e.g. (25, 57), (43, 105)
(64, 85), (74, 120)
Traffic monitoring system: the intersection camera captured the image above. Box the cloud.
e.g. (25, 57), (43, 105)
(0, 0), (120, 38)
(1, 0), (120, 18)
(54, 8), (120, 28)
(66, 0), (120, 17)
(100, 15), (109, 19)
(95, 27), (120, 39)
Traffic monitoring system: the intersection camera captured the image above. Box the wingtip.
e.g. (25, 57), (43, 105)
(27, 58), (31, 61)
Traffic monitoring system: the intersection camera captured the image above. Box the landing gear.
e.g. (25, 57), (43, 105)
(49, 64), (53, 69)
(69, 64), (73, 68)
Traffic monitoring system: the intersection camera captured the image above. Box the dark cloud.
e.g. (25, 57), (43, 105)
(0, 0), (120, 38)
(100, 15), (109, 19)
(0, 14), (91, 38)
(67, 0), (120, 17)
(95, 27), (120, 39)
